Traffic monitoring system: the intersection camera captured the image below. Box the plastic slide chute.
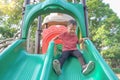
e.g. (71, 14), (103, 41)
(0, 0), (119, 80)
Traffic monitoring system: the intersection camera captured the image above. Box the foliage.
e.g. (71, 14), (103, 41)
(0, 26), (17, 39)
(112, 68), (120, 74)
(0, 0), (23, 39)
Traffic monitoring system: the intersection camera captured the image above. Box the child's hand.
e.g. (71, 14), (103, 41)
(80, 38), (89, 49)
(79, 38), (85, 49)
(79, 38), (84, 43)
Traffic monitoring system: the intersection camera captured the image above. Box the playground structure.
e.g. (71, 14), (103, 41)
(0, 0), (119, 80)
(41, 13), (73, 53)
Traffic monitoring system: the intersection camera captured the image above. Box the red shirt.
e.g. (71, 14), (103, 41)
(58, 31), (78, 51)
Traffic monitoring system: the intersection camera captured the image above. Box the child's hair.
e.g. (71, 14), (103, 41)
(67, 19), (77, 26)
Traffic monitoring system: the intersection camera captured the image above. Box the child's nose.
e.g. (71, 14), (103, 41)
(71, 30), (75, 32)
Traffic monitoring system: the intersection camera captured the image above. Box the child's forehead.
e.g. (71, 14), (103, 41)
(68, 24), (76, 28)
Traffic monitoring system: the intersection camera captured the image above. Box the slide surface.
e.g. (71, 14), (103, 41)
(0, 39), (119, 80)
(47, 39), (119, 80)
(0, 40), (46, 80)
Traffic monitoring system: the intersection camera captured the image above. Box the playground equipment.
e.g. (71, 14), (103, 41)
(42, 13), (73, 53)
(0, 0), (119, 80)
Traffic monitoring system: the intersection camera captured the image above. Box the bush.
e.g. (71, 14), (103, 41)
(112, 68), (120, 74)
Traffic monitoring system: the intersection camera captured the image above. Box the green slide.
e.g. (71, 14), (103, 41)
(0, 39), (118, 80)
(0, 39), (55, 80)
(43, 39), (119, 80)
(0, 39), (45, 80)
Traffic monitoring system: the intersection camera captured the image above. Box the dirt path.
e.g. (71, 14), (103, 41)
(116, 74), (120, 79)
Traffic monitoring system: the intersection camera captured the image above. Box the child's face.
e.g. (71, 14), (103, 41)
(67, 24), (76, 35)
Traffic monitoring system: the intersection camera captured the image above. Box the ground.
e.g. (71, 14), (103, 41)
(116, 74), (120, 79)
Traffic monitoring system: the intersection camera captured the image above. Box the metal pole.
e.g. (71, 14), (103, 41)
(81, 0), (89, 37)
(35, 16), (42, 54)
(34, 0), (42, 54)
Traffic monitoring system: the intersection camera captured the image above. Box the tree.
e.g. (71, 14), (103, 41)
(0, 0), (23, 39)
(87, 0), (120, 68)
